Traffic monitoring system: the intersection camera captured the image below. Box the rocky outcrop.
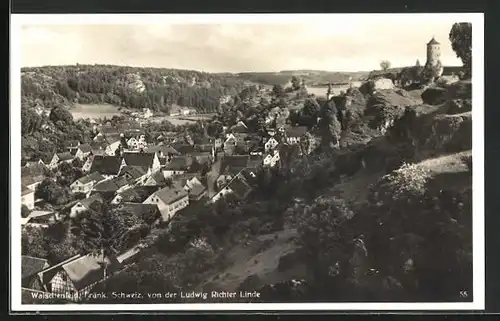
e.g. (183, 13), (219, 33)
(372, 78), (395, 91)
(421, 87), (447, 105)
(365, 90), (422, 134)
(421, 80), (472, 105)
(436, 75), (460, 86)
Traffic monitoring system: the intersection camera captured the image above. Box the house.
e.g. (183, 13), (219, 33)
(70, 143), (92, 161)
(143, 184), (189, 222)
(70, 194), (103, 217)
(145, 144), (180, 160)
(111, 186), (160, 204)
(94, 125), (120, 140)
(142, 108), (153, 119)
(37, 254), (122, 299)
(26, 159), (45, 168)
(21, 170), (44, 193)
(89, 142), (107, 158)
(21, 210), (59, 229)
(126, 135), (147, 151)
(211, 175), (253, 203)
(263, 150), (281, 168)
(143, 170), (169, 186)
(191, 151), (213, 165)
(229, 121), (249, 134)
(170, 143), (195, 155)
(22, 256), (50, 290)
(118, 165), (150, 185)
(114, 203), (161, 226)
(66, 140), (81, 153)
(163, 156), (192, 177)
(180, 107), (191, 116)
(88, 155), (123, 179)
(285, 126), (308, 145)
(176, 174), (207, 201)
(217, 155), (250, 188)
(264, 137), (280, 153)
(223, 133), (237, 152)
(90, 176), (130, 198)
(105, 138), (121, 156)
(177, 174), (204, 190)
(186, 184), (208, 201)
(70, 172), (106, 194)
(122, 152), (161, 172)
(21, 185), (35, 210)
(116, 245), (144, 266)
(48, 152), (74, 169)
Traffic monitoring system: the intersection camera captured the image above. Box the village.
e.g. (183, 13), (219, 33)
(20, 85), (318, 301)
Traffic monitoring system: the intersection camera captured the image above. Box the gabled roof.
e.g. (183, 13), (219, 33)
(115, 186), (160, 203)
(186, 184), (207, 199)
(122, 152), (156, 168)
(22, 164), (46, 178)
(98, 125), (119, 135)
(220, 155), (250, 176)
(89, 155), (122, 175)
(21, 184), (34, 196)
(78, 193), (103, 209)
(194, 144), (214, 152)
(78, 143), (92, 153)
(145, 145), (180, 156)
(148, 170), (168, 185)
(164, 156), (192, 171)
(93, 177), (127, 193)
(56, 152), (74, 162)
(75, 172), (105, 185)
(105, 133), (122, 145)
(118, 166), (148, 180)
(62, 254), (122, 291)
(153, 185), (189, 205)
(226, 176), (253, 199)
(170, 143), (195, 155)
(22, 256), (49, 280)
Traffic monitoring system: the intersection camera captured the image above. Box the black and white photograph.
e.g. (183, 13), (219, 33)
(11, 13), (484, 311)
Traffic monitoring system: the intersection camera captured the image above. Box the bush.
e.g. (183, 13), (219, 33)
(375, 163), (431, 201)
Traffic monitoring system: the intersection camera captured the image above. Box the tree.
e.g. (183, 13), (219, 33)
(380, 60), (391, 71)
(303, 98), (321, 117)
(449, 22), (472, 78)
(319, 100), (341, 149)
(70, 203), (127, 279)
(35, 178), (70, 205)
(21, 205), (30, 218)
(272, 85), (285, 98)
(291, 76), (301, 91)
(49, 106), (73, 124)
(415, 59), (421, 67)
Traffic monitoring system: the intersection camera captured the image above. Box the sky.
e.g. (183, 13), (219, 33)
(17, 14), (468, 73)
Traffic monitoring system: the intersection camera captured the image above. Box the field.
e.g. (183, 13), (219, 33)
(307, 85), (349, 97)
(69, 104), (122, 120)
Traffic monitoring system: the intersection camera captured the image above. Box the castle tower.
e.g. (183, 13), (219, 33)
(426, 36), (441, 66)
(424, 36), (444, 79)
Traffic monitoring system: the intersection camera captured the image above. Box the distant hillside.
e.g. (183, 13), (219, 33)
(233, 70), (370, 86)
(21, 64), (251, 114)
(368, 66), (464, 80)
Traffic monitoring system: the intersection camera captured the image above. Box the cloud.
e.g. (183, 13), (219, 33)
(19, 17), (464, 72)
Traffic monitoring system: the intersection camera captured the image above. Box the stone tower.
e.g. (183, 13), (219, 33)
(425, 36), (443, 77)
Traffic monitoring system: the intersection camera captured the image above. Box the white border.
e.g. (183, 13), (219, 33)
(10, 13), (485, 312)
